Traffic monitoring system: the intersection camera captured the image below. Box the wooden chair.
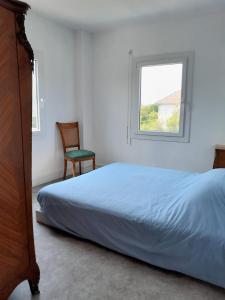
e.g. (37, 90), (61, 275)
(56, 122), (95, 179)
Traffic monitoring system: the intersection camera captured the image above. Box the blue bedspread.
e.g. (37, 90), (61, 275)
(38, 163), (225, 288)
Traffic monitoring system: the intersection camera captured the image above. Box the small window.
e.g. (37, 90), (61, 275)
(131, 53), (193, 142)
(32, 60), (40, 132)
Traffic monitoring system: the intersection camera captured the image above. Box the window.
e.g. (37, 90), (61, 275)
(32, 60), (40, 132)
(130, 53), (193, 142)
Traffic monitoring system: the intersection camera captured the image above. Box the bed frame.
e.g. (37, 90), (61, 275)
(36, 209), (53, 227)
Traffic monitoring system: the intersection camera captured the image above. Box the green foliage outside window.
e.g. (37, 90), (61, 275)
(140, 104), (180, 132)
(167, 110), (180, 132)
(140, 104), (162, 131)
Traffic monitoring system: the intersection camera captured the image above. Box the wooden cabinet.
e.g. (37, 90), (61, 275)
(213, 145), (225, 169)
(0, 1), (40, 299)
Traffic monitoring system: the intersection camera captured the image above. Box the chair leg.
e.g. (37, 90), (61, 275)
(79, 162), (82, 175)
(64, 160), (67, 180)
(93, 157), (96, 170)
(72, 161), (76, 177)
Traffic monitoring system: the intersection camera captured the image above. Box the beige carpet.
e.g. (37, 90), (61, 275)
(9, 184), (225, 300)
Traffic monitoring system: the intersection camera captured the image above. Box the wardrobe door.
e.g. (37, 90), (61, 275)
(16, 8), (40, 295)
(0, 4), (30, 294)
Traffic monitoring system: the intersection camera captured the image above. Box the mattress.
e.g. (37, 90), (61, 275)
(38, 163), (225, 288)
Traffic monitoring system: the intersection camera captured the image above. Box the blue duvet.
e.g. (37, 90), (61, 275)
(38, 163), (225, 288)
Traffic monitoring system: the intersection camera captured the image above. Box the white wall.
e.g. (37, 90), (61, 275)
(27, 10), (225, 185)
(92, 11), (225, 172)
(26, 13), (77, 186)
(74, 31), (94, 150)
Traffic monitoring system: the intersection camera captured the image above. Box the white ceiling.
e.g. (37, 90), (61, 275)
(26, 0), (225, 31)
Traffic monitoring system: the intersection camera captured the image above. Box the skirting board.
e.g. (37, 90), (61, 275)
(33, 163), (105, 188)
(32, 170), (64, 188)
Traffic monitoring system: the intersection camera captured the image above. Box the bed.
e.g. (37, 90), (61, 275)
(37, 163), (225, 289)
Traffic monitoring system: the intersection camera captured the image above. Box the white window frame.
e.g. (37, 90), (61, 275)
(130, 52), (194, 143)
(32, 59), (41, 133)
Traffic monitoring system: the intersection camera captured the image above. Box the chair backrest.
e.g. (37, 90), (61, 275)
(56, 122), (80, 152)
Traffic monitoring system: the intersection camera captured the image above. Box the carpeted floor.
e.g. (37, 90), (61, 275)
(9, 183), (225, 300)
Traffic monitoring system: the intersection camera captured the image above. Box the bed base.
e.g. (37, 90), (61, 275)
(35, 210), (218, 289)
(36, 209), (53, 227)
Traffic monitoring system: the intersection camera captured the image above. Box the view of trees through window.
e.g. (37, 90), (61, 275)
(139, 63), (183, 133)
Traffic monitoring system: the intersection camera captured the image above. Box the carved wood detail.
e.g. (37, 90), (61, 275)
(16, 13), (34, 67)
(0, 0), (29, 14)
(0, 0), (34, 67)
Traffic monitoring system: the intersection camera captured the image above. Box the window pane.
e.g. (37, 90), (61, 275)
(140, 63), (183, 133)
(32, 60), (40, 132)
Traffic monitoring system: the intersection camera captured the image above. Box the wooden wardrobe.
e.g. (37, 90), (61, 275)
(0, 0), (40, 299)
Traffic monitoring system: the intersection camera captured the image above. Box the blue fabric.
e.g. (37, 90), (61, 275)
(38, 163), (225, 288)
